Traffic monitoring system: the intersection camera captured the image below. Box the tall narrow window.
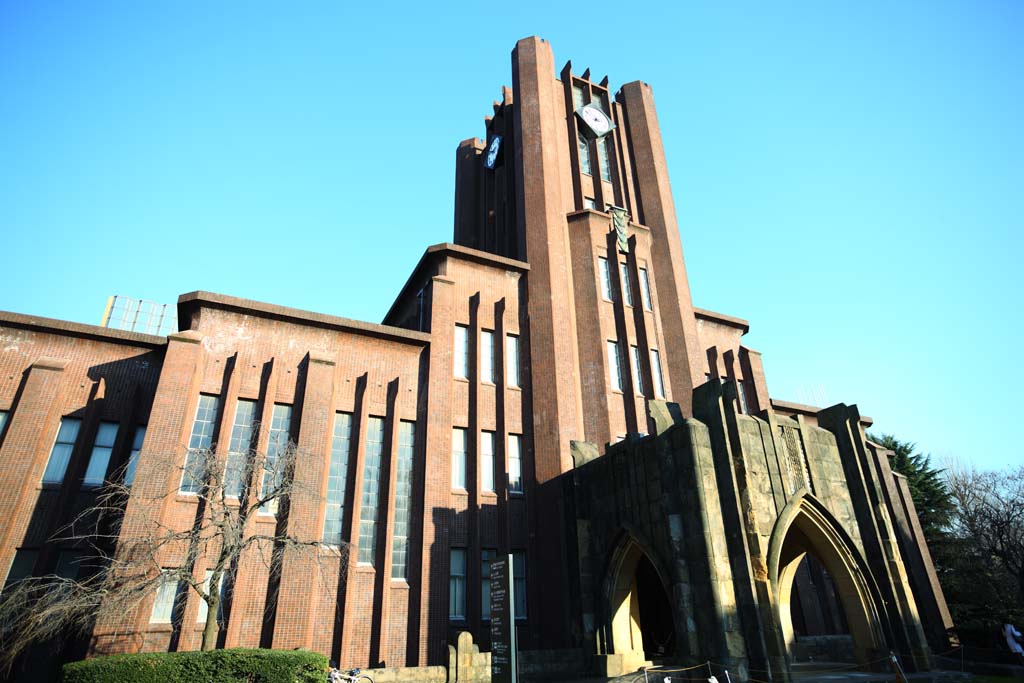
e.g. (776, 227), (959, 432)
(323, 412), (353, 546)
(451, 428), (467, 490)
(505, 335), (520, 388)
(54, 551), (82, 580)
(508, 434), (523, 493)
(82, 421), (118, 488)
(181, 395), (219, 494)
(454, 325), (469, 379)
(0, 410), (8, 444)
(4, 550), (38, 588)
(619, 262), (633, 306)
(391, 421), (415, 579)
(196, 569), (225, 623)
(639, 267), (653, 311)
(42, 417), (82, 485)
(259, 404), (292, 514)
(578, 133), (592, 175)
(572, 83), (586, 110)
(124, 425), (146, 486)
(598, 257), (614, 301)
(481, 330), (495, 383)
(599, 136), (613, 182)
(358, 417), (385, 564)
(449, 548), (466, 620)
(651, 349), (666, 399)
(630, 345), (645, 395)
(224, 399), (257, 497)
(481, 549), (497, 621)
(481, 431), (495, 493)
(150, 573), (181, 624)
(737, 380), (750, 414)
(513, 551), (527, 619)
(607, 341), (624, 392)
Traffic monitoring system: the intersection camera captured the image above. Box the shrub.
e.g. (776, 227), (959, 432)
(62, 647), (328, 683)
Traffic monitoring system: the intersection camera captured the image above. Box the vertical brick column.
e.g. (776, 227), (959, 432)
(618, 81), (704, 413)
(511, 36), (584, 481)
(273, 351), (336, 650)
(0, 357), (67, 578)
(740, 347), (770, 414)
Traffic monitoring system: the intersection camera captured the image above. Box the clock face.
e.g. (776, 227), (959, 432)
(485, 135), (502, 169)
(578, 104), (614, 138)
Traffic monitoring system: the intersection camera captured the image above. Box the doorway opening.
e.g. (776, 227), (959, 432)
(607, 538), (678, 668)
(635, 554), (675, 659)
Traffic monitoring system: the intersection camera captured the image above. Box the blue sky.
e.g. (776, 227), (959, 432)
(1, 2), (1020, 469)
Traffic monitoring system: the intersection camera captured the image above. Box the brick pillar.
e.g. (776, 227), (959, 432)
(618, 81), (704, 413)
(740, 346), (770, 414)
(273, 351), (336, 650)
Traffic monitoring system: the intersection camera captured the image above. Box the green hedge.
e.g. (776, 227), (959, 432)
(62, 647), (328, 683)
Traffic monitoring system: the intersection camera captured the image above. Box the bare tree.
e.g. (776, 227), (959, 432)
(0, 435), (347, 671)
(946, 463), (1024, 604)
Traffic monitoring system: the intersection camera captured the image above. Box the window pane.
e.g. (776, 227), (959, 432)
(224, 400), (257, 498)
(451, 428), (467, 490)
(391, 421), (415, 579)
(599, 136), (612, 182)
(323, 412), (353, 546)
(607, 341), (623, 392)
(578, 133), (591, 175)
(82, 421), (119, 487)
(42, 417), (82, 485)
(639, 267), (653, 311)
(358, 417), (385, 564)
(619, 262), (633, 306)
(454, 325), (469, 379)
(508, 434), (522, 493)
(181, 396), (220, 494)
(651, 349), (666, 399)
(54, 551), (82, 580)
(197, 569), (225, 623)
(0, 410), (8, 440)
(598, 257), (614, 301)
(259, 404), (292, 514)
(572, 83), (586, 111)
(449, 548), (466, 620)
(513, 551), (527, 619)
(505, 335), (520, 388)
(124, 425), (146, 486)
(4, 549), (38, 587)
(630, 346), (645, 395)
(150, 574), (181, 623)
(481, 432), (494, 493)
(481, 330), (494, 383)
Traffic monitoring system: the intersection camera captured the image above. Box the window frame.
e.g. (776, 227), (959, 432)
(449, 548), (467, 620)
(607, 340), (624, 392)
(507, 434), (523, 494)
(598, 256), (615, 302)
(82, 420), (119, 488)
(451, 427), (468, 491)
(481, 329), (495, 384)
(454, 324), (470, 379)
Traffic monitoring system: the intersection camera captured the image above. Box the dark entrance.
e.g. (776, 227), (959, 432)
(635, 554), (675, 659)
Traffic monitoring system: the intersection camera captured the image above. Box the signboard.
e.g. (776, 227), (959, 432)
(490, 554), (517, 683)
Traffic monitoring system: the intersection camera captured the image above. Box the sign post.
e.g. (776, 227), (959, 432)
(490, 554), (517, 683)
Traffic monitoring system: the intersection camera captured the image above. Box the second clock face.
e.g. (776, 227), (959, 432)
(577, 104), (614, 139)
(485, 135), (502, 169)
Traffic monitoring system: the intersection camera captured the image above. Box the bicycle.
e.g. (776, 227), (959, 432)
(328, 667), (375, 683)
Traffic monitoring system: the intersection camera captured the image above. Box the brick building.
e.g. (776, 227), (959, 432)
(0, 37), (952, 681)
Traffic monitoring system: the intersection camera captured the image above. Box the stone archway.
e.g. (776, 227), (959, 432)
(768, 492), (887, 668)
(604, 535), (677, 672)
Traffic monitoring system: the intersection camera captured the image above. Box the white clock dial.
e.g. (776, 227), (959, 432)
(582, 106), (611, 134)
(486, 137), (501, 168)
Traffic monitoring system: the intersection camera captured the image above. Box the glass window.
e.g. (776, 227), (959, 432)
(572, 83), (586, 111)
(197, 569), (225, 623)
(481, 432), (495, 493)
(42, 417), (82, 485)
(323, 412), (353, 546)
(607, 341), (624, 392)
(481, 549), (497, 621)
(124, 425), (146, 486)
(630, 345), (645, 395)
(181, 395), (219, 494)
(598, 257), (614, 302)
(259, 404), (292, 514)
(358, 417), (385, 564)
(0, 410), (8, 442)
(54, 551), (82, 580)
(82, 421), (119, 487)
(619, 262), (633, 306)
(578, 133), (592, 175)
(449, 548), (466, 620)
(508, 434), (523, 493)
(481, 330), (495, 383)
(583, 197), (596, 210)
(513, 551), (527, 620)
(651, 349), (666, 399)
(391, 421), (415, 579)
(598, 136), (613, 182)
(4, 549), (38, 588)
(451, 428), (467, 490)
(639, 267), (653, 311)
(454, 325), (469, 379)
(506, 335), (520, 388)
(224, 400), (257, 497)
(150, 573), (181, 623)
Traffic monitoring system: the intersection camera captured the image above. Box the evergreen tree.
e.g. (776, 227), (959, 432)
(868, 433), (955, 540)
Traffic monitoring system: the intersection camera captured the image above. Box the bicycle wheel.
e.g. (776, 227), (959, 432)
(356, 674), (375, 683)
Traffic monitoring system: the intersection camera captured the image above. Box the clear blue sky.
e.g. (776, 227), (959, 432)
(1, 2), (1020, 469)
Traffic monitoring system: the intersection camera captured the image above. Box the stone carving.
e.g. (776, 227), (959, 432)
(780, 425), (811, 494)
(609, 205), (630, 253)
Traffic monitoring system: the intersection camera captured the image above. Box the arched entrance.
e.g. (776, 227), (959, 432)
(768, 493), (886, 668)
(606, 535), (677, 669)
